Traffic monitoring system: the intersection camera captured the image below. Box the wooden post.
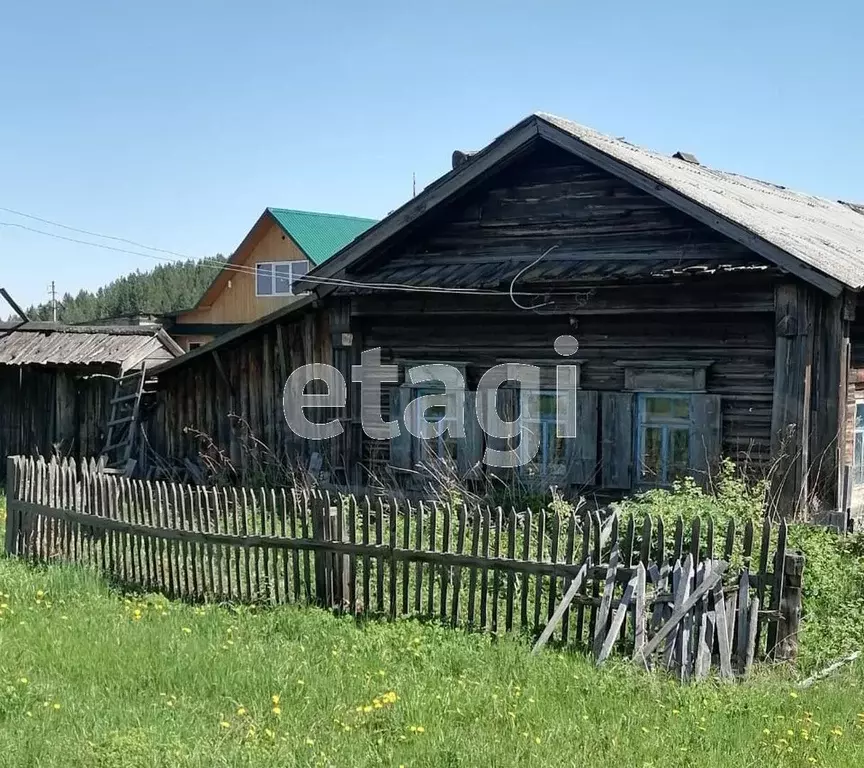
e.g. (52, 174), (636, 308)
(809, 293), (846, 511)
(775, 551), (805, 662)
(5, 457), (20, 556)
(770, 283), (814, 517)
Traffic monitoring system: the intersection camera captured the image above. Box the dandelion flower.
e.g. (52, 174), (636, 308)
(271, 694), (280, 706)
(305, 738), (315, 746)
(831, 727), (843, 737)
(272, 706), (282, 716)
(236, 707), (247, 716)
(220, 721), (231, 729)
(19, 678), (28, 685)
(181, 627), (192, 634)
(52, 703), (60, 710)
(789, 692), (799, 699)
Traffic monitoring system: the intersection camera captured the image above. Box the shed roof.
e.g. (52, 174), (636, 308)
(299, 113), (864, 297)
(0, 323), (183, 368)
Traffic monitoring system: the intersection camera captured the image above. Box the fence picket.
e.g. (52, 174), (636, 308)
(401, 498), (410, 616)
(440, 503), (451, 622)
(468, 506), (481, 628)
(376, 497), (386, 614)
(452, 505), (467, 628)
(3, 457), (796, 681)
(388, 499), (398, 620)
(414, 501), (424, 617)
(533, 509), (546, 635)
(520, 508), (532, 633)
(426, 501), (437, 618)
(480, 506), (491, 631)
(492, 507), (502, 635)
(560, 512), (576, 643)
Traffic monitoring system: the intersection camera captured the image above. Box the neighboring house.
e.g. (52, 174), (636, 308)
(143, 113), (864, 523)
(0, 322), (181, 477)
(169, 208), (377, 351)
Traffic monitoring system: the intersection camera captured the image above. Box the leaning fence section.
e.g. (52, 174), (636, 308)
(4, 456), (801, 679)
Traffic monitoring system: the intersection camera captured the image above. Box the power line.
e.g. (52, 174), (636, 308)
(0, 205), (196, 261)
(0, 212), (551, 299)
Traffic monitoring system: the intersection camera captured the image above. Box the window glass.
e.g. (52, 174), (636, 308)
(274, 263), (293, 295)
(521, 391), (567, 482)
(670, 428), (691, 478)
(640, 426), (663, 481)
(293, 260), (310, 277)
(638, 395), (691, 485)
(256, 263), (273, 296)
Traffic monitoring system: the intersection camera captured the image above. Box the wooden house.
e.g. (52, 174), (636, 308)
(0, 322), (181, 478)
(169, 208), (377, 352)
(143, 113), (864, 521)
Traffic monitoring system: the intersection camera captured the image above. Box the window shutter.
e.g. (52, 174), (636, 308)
(483, 386), (519, 455)
(566, 390), (599, 486)
(690, 393), (722, 484)
(459, 391), (483, 475)
(389, 385), (412, 469)
(601, 392), (634, 489)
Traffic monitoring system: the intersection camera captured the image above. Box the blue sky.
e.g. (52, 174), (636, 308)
(1, 0), (862, 308)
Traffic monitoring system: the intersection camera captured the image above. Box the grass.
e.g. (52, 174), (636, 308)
(0, 551), (863, 763)
(2, 491), (864, 767)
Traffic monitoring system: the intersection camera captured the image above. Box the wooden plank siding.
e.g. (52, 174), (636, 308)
(0, 365), (116, 479)
(354, 292), (775, 480)
(143, 308), (331, 482)
(140, 140), (850, 515)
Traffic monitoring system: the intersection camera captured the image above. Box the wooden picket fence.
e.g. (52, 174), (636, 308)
(4, 456), (803, 679)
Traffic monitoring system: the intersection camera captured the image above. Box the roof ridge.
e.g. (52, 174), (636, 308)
(266, 207), (377, 223)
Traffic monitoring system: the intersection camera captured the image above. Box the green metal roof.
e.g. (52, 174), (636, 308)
(267, 208), (378, 266)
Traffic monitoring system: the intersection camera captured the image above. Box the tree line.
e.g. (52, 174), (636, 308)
(20, 257), (226, 324)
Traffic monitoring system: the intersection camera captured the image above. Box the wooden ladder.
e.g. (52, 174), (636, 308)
(102, 366), (149, 473)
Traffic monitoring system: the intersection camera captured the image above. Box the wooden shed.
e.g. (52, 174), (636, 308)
(141, 297), (330, 478)
(144, 113), (864, 522)
(0, 322), (181, 477)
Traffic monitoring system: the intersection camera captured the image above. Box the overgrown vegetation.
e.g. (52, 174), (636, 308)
(618, 461), (864, 673)
(2, 454), (864, 765)
(20, 256), (226, 324)
(0, 549), (863, 767)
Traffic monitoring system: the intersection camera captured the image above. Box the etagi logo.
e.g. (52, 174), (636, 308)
(283, 335), (580, 470)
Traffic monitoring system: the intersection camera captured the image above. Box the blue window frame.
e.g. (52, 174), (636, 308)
(522, 391), (567, 481)
(854, 403), (864, 485)
(637, 394), (692, 485)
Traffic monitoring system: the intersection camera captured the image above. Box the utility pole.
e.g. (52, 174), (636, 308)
(49, 280), (57, 322)
(412, 172), (416, 198)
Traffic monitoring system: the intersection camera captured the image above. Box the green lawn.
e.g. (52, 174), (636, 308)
(1, 541), (863, 767)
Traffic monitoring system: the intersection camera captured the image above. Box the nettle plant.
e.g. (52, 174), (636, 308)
(619, 458), (767, 527)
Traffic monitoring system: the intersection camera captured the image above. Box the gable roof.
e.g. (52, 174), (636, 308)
(192, 208), (378, 310)
(267, 208), (378, 266)
(0, 322), (183, 368)
(298, 113), (864, 298)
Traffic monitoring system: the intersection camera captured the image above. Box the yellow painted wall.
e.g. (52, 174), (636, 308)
(177, 222), (311, 326)
(181, 335), (215, 352)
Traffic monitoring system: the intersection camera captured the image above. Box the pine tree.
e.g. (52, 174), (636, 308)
(20, 256), (226, 323)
